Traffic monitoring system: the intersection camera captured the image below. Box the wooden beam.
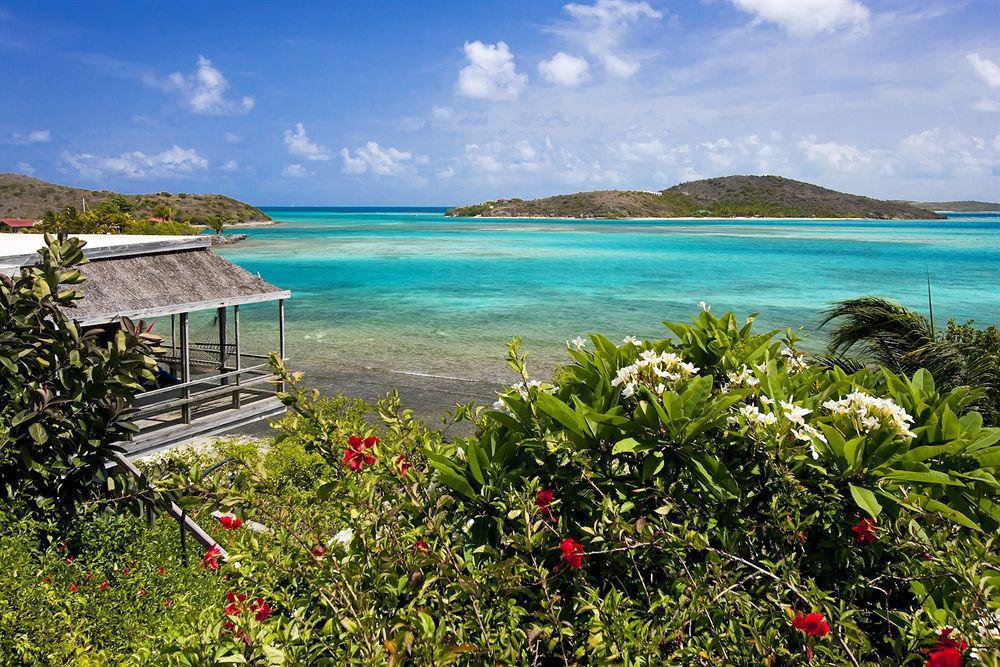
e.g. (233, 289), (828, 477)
(233, 305), (242, 409)
(136, 363), (271, 399)
(111, 452), (227, 558)
(180, 312), (190, 424)
(217, 306), (228, 385)
(73, 290), (292, 327)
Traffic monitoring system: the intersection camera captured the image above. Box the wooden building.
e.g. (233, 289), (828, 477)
(0, 234), (290, 457)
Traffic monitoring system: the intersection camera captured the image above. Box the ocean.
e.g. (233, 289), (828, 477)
(212, 209), (1000, 383)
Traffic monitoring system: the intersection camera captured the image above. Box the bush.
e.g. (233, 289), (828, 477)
(0, 235), (160, 528)
(151, 312), (998, 664)
(3, 307), (998, 664)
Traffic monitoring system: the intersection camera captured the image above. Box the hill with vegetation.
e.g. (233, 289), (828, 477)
(907, 200), (1000, 212)
(446, 175), (945, 220)
(0, 173), (270, 224)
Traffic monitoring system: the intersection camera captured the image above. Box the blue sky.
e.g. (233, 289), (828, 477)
(1, 0), (998, 205)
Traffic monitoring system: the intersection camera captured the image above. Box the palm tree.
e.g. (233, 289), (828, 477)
(206, 216), (227, 235)
(820, 297), (999, 422)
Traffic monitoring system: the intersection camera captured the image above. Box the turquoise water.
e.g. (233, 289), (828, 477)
(215, 209), (1000, 382)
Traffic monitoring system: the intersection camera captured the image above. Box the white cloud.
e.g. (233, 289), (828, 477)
(967, 53), (1000, 87)
(220, 160), (239, 172)
(340, 141), (415, 176)
(8, 129), (51, 145)
(16, 162), (34, 175)
(456, 41), (528, 101)
(538, 52), (591, 86)
(559, 0), (661, 78)
(437, 165), (457, 180)
(966, 53), (999, 112)
(223, 132), (241, 143)
(62, 145), (208, 180)
(431, 106), (455, 122)
(283, 123), (331, 161)
(282, 164), (309, 178)
(798, 135), (881, 173)
(729, 0), (869, 37)
(163, 56), (254, 115)
(897, 127), (997, 178)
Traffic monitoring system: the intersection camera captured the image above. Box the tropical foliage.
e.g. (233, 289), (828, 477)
(0, 234), (160, 528)
(36, 196), (200, 235)
(822, 297), (1000, 423)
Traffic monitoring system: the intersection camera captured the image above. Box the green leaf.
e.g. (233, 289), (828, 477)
(464, 443), (485, 485)
(534, 392), (585, 437)
(427, 461), (477, 500)
(612, 437), (641, 454)
(28, 423), (47, 444)
(849, 483), (882, 518)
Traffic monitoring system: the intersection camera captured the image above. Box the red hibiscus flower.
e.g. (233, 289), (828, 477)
(225, 591), (248, 615)
(66, 556), (74, 565)
(42, 577), (50, 584)
(157, 566), (165, 576)
(202, 545), (223, 571)
(219, 515), (244, 530)
(535, 489), (555, 520)
(164, 598), (173, 607)
(251, 597), (272, 622)
(396, 453), (412, 476)
(99, 580), (109, 591)
(312, 545), (327, 558)
(343, 435), (378, 472)
(414, 539), (430, 554)
(851, 517), (878, 544)
(792, 612), (831, 637)
(560, 538), (585, 569)
(69, 584), (78, 592)
(925, 627), (967, 667)
(122, 567), (130, 576)
(139, 589), (146, 597)
(58, 542), (67, 553)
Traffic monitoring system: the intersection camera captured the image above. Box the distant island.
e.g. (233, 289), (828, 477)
(446, 175), (946, 220)
(905, 200), (1000, 212)
(0, 173), (270, 224)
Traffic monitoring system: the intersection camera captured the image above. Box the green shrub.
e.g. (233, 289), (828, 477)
(160, 312), (997, 664)
(0, 235), (160, 527)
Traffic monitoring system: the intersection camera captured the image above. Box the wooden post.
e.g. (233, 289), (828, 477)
(278, 299), (286, 392)
(170, 314), (176, 361)
(180, 312), (191, 424)
(217, 306), (228, 386)
(232, 305), (242, 409)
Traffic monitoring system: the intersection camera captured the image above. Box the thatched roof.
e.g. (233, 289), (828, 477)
(0, 234), (289, 325)
(71, 247), (288, 325)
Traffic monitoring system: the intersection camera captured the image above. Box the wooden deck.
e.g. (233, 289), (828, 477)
(125, 360), (286, 457)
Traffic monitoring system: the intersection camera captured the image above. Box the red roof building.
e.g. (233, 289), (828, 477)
(1, 218), (41, 230)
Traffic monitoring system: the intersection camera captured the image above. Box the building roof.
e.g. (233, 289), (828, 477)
(0, 234), (289, 324)
(1, 218), (40, 228)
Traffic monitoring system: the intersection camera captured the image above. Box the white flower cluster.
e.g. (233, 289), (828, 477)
(492, 380), (555, 410)
(621, 336), (642, 347)
(729, 397), (827, 459)
(779, 345), (808, 373)
(822, 391), (915, 439)
(721, 365), (760, 392)
(612, 350), (699, 398)
(970, 613), (1000, 661)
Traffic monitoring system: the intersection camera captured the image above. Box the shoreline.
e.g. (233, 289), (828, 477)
(449, 215), (949, 222)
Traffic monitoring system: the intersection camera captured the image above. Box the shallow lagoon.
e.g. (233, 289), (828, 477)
(215, 209), (1000, 382)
